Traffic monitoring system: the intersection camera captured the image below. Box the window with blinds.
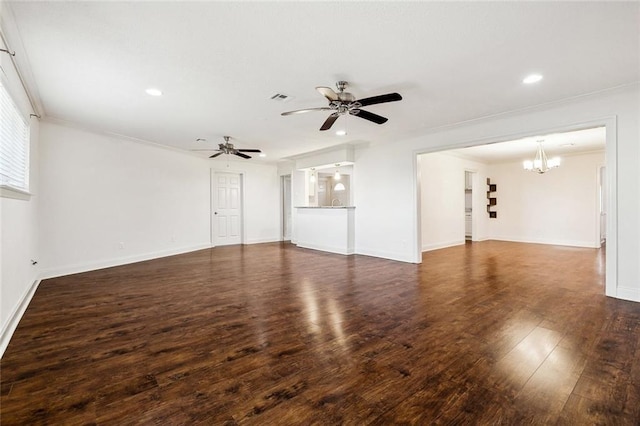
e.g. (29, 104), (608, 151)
(0, 79), (30, 194)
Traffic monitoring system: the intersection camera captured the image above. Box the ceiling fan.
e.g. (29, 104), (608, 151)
(207, 136), (262, 159)
(281, 81), (402, 131)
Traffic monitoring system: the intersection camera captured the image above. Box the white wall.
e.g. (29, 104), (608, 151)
(419, 153), (489, 251)
(38, 122), (281, 280)
(489, 151), (604, 247)
(1, 8), (42, 355)
(289, 169), (306, 244)
(38, 121), (212, 277)
(354, 84), (639, 302)
(214, 161), (280, 244)
(354, 146), (420, 261)
(0, 120), (40, 356)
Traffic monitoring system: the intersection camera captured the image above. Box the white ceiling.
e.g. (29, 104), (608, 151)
(4, 2), (639, 162)
(446, 126), (606, 164)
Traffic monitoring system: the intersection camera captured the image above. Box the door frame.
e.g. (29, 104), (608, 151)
(211, 169), (245, 247)
(463, 169), (477, 242)
(598, 165), (607, 245)
(280, 174), (292, 241)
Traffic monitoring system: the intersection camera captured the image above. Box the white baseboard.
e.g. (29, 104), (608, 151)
(354, 246), (418, 263)
(39, 243), (212, 280)
(1, 278), (40, 359)
(489, 236), (600, 249)
(244, 237), (281, 245)
(422, 239), (465, 252)
(471, 236), (491, 242)
(296, 241), (354, 256)
(616, 286), (640, 303)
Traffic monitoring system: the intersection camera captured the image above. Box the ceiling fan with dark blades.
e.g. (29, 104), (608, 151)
(203, 136), (261, 159)
(281, 81), (402, 131)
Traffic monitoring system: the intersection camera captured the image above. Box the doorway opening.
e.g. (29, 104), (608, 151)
(416, 123), (613, 296)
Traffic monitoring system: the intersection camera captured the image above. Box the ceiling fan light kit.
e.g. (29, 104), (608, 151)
(208, 136), (262, 160)
(281, 81), (402, 131)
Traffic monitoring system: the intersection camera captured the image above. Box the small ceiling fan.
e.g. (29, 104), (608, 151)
(281, 81), (402, 131)
(207, 136), (262, 159)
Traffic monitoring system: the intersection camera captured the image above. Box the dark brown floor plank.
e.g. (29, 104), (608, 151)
(2, 240), (640, 424)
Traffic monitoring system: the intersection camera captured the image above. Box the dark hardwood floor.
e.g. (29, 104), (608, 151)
(2, 241), (639, 424)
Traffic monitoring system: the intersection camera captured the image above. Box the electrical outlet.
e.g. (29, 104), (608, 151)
(118, 242), (125, 249)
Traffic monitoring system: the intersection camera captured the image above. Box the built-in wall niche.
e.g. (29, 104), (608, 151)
(486, 178), (497, 218)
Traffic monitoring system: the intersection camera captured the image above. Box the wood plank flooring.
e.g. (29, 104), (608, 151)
(2, 241), (639, 424)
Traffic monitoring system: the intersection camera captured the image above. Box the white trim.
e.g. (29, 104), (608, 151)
(244, 237), (281, 245)
(603, 117), (617, 298)
(409, 83), (636, 139)
(412, 154), (423, 263)
(489, 237), (600, 249)
(356, 247), (418, 264)
(39, 243), (210, 280)
(0, 278), (40, 359)
(0, 185), (31, 200)
(422, 240), (465, 252)
(0, 5), (44, 116)
(280, 174), (293, 242)
(296, 241), (355, 256)
(616, 286), (640, 303)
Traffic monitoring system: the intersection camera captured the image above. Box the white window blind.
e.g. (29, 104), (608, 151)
(0, 79), (30, 192)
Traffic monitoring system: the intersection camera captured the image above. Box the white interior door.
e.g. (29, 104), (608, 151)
(213, 172), (242, 246)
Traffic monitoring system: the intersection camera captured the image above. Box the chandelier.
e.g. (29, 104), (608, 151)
(523, 141), (560, 174)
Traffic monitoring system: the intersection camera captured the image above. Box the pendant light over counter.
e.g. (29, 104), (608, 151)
(333, 164), (345, 191)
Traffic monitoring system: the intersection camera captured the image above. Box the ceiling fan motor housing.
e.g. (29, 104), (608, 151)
(281, 80), (402, 130)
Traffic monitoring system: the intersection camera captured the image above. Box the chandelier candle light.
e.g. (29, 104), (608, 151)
(523, 141), (560, 174)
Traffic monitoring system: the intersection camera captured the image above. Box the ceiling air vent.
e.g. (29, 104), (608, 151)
(270, 93), (293, 102)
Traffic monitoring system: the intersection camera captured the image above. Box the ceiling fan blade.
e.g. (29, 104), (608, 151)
(351, 109), (388, 125)
(281, 107), (332, 116)
(320, 114), (340, 131)
(237, 149), (261, 153)
(357, 92), (402, 107)
(234, 152), (251, 159)
(209, 152), (224, 158)
(316, 86), (339, 101)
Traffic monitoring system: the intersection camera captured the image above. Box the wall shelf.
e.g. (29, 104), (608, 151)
(487, 178), (497, 218)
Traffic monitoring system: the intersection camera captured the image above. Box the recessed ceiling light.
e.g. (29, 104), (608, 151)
(336, 130), (347, 136)
(522, 74), (543, 84)
(145, 88), (163, 96)
(259, 153), (266, 158)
